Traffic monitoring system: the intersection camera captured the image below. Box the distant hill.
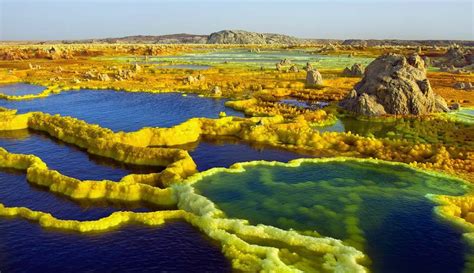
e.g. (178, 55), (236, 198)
(3, 30), (472, 46)
(62, 33), (208, 44)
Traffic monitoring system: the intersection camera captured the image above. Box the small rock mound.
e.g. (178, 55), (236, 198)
(453, 82), (474, 91)
(341, 53), (448, 116)
(288, 64), (299, 73)
(342, 63), (364, 77)
(306, 69), (323, 87)
(443, 45), (473, 67)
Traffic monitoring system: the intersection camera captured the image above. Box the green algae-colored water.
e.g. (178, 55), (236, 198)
(195, 159), (471, 273)
(316, 116), (474, 147)
(447, 108), (474, 125)
(99, 49), (374, 70)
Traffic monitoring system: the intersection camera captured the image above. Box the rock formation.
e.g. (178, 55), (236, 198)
(342, 63), (364, 77)
(279, 59), (291, 66)
(341, 53), (449, 116)
(207, 30), (301, 45)
(303, 62), (313, 71)
(211, 86), (222, 96)
(306, 69), (323, 86)
(453, 82), (474, 91)
(288, 65), (299, 73)
(442, 46), (473, 67)
(275, 63), (283, 72)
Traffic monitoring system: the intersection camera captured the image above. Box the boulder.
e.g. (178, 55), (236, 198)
(133, 63), (142, 72)
(288, 65), (299, 73)
(306, 69), (323, 86)
(450, 103), (461, 110)
(185, 75), (196, 84)
(211, 86), (222, 96)
(342, 63), (364, 77)
(276, 63), (283, 72)
(280, 59), (291, 66)
(340, 53), (448, 116)
(453, 82), (474, 91)
(98, 73), (110, 82)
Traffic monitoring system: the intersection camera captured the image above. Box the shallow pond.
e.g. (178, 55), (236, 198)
(195, 160), (471, 273)
(0, 89), (244, 132)
(0, 83), (45, 96)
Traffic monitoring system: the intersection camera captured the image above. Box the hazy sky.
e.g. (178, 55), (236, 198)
(0, 0), (472, 40)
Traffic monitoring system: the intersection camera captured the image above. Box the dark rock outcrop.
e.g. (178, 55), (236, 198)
(443, 46), (473, 67)
(434, 46), (473, 71)
(341, 53), (449, 116)
(453, 82), (474, 91)
(342, 63), (364, 77)
(288, 64), (299, 73)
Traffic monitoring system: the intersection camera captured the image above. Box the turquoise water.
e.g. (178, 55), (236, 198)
(0, 89), (244, 132)
(0, 83), (45, 96)
(195, 160), (471, 273)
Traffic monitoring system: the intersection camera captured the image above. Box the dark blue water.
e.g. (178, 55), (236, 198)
(0, 168), (151, 221)
(179, 136), (314, 171)
(0, 130), (158, 181)
(0, 89), (244, 132)
(0, 83), (45, 96)
(364, 198), (466, 273)
(0, 219), (231, 273)
(0, 129), (164, 219)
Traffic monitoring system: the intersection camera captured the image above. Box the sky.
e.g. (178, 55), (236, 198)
(0, 0), (472, 41)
